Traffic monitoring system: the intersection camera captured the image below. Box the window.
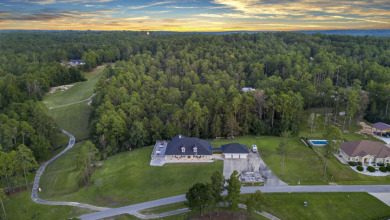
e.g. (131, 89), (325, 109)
(181, 147), (185, 153)
(193, 147), (197, 153)
(386, 160), (389, 163)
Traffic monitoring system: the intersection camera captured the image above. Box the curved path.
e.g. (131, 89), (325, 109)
(31, 129), (108, 212)
(79, 184), (390, 220)
(31, 130), (390, 219)
(48, 93), (96, 110)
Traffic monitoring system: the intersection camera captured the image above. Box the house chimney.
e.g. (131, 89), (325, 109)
(179, 135), (182, 139)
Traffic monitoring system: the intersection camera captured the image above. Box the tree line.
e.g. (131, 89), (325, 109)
(89, 32), (390, 156)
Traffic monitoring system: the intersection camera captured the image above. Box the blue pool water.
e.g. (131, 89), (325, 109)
(312, 141), (328, 145)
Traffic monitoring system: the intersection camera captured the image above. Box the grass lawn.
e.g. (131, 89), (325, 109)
(3, 190), (92, 220)
(39, 146), (223, 207)
(139, 202), (187, 215)
(211, 136), (325, 185)
(48, 102), (91, 140)
(240, 192), (390, 220)
(43, 65), (105, 140)
(43, 66), (104, 108)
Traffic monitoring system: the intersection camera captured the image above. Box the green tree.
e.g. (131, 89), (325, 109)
(277, 131), (290, 177)
(226, 170), (241, 213)
(74, 141), (99, 186)
(0, 152), (12, 193)
(323, 126), (343, 178)
(210, 171), (225, 215)
(185, 183), (211, 216)
(0, 188), (7, 220)
(17, 144), (37, 189)
(245, 190), (263, 214)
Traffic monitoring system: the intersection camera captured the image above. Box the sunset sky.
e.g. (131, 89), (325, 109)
(0, 0), (389, 31)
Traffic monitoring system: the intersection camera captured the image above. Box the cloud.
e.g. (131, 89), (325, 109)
(123, 16), (150, 21)
(129, 1), (174, 10)
(167, 6), (198, 9)
(10, 0), (113, 5)
(197, 13), (267, 19)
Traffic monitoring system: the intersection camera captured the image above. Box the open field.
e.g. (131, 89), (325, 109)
(48, 102), (91, 140)
(3, 190), (92, 220)
(39, 146), (223, 207)
(43, 66), (104, 140)
(241, 192), (390, 220)
(43, 66), (104, 108)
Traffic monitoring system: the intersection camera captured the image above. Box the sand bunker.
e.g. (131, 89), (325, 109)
(48, 85), (74, 94)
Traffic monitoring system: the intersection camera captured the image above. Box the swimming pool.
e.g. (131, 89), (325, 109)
(308, 140), (328, 146)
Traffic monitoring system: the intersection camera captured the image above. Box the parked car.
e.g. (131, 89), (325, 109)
(252, 145), (258, 153)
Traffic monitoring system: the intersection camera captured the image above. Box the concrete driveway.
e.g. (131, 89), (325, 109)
(223, 152), (286, 186)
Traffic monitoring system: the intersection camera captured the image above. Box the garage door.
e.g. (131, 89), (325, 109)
(224, 154), (232, 158)
(239, 154), (247, 159)
(232, 154), (239, 158)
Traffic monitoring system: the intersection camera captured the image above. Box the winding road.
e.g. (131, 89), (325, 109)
(31, 130), (390, 220)
(31, 129), (108, 212)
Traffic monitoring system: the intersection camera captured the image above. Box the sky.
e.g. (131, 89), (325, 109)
(0, 0), (389, 31)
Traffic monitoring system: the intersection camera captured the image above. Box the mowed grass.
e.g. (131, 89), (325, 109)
(240, 192), (390, 220)
(43, 66), (105, 140)
(39, 146), (223, 207)
(211, 136), (325, 185)
(43, 66), (105, 108)
(3, 190), (92, 220)
(48, 102), (91, 140)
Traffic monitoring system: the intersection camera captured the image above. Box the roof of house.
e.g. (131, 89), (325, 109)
(340, 140), (390, 158)
(221, 143), (249, 154)
(165, 135), (212, 156)
(371, 122), (390, 131)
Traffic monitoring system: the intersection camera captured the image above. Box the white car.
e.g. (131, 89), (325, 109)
(252, 145), (258, 152)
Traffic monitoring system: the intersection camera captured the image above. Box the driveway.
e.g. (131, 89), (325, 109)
(223, 152), (286, 186)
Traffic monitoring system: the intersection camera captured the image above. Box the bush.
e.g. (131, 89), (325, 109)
(377, 163), (385, 167)
(367, 166), (376, 172)
(357, 166), (364, 171)
(379, 166), (387, 172)
(357, 161), (362, 166)
(348, 161), (358, 166)
(387, 164), (390, 171)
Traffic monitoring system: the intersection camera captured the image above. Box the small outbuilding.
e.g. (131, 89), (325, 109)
(221, 143), (250, 159)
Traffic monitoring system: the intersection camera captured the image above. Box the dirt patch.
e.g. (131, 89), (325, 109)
(48, 84), (74, 94)
(356, 122), (382, 141)
(190, 210), (253, 220)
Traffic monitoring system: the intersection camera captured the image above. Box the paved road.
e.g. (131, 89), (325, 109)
(78, 184), (390, 220)
(31, 129), (108, 212)
(48, 93), (95, 109)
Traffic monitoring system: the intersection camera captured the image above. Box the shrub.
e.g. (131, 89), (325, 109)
(348, 161), (358, 166)
(377, 163), (385, 167)
(357, 161), (362, 166)
(357, 166), (364, 171)
(387, 164), (390, 171)
(379, 166), (387, 172)
(367, 166), (376, 172)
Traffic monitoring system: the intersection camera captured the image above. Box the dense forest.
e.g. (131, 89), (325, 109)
(1, 31), (390, 185)
(87, 32), (390, 157)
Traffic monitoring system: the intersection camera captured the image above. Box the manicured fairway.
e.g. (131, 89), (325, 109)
(39, 146), (223, 207)
(3, 190), (92, 220)
(43, 66), (105, 140)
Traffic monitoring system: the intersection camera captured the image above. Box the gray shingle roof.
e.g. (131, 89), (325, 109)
(165, 135), (212, 156)
(221, 143), (249, 154)
(340, 140), (390, 158)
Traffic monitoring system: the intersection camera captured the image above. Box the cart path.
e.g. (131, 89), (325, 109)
(79, 184), (390, 220)
(31, 129), (109, 212)
(48, 93), (95, 109)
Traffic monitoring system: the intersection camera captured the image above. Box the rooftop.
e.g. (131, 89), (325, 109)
(165, 135), (212, 156)
(221, 143), (249, 154)
(340, 140), (390, 158)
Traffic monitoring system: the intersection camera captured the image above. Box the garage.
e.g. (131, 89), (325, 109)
(221, 143), (250, 159)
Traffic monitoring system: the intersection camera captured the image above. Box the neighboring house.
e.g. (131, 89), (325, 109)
(69, 59), (85, 66)
(164, 135), (213, 162)
(241, 87), (256, 93)
(339, 140), (390, 165)
(221, 143), (250, 159)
